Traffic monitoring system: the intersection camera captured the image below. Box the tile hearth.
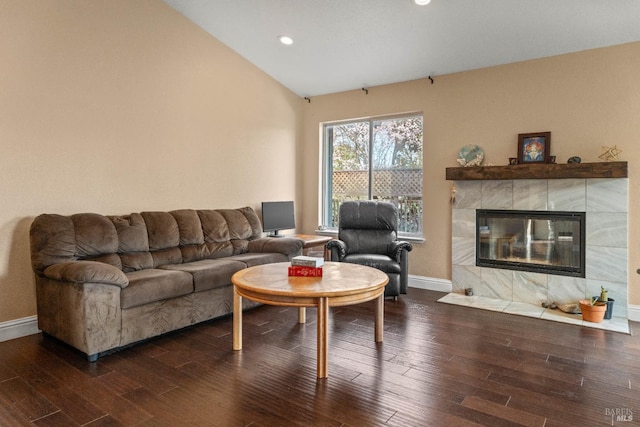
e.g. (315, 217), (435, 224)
(438, 292), (630, 334)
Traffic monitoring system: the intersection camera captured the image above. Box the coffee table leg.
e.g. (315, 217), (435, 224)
(375, 293), (383, 342)
(298, 307), (306, 323)
(317, 297), (329, 378)
(233, 287), (242, 350)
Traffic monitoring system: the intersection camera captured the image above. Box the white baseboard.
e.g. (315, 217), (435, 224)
(628, 304), (640, 322)
(0, 316), (39, 342)
(408, 275), (452, 293)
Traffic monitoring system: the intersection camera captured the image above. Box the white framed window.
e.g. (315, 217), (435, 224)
(321, 113), (423, 237)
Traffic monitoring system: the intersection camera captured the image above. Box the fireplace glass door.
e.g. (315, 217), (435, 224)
(476, 210), (585, 277)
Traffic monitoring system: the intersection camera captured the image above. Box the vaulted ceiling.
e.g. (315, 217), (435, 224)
(163, 0), (640, 97)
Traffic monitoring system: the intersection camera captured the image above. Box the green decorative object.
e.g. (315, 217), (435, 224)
(457, 144), (484, 167)
(599, 286), (608, 303)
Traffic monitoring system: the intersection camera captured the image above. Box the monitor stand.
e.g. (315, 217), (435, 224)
(267, 230), (285, 238)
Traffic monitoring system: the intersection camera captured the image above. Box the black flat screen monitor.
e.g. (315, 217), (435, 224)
(261, 201), (295, 237)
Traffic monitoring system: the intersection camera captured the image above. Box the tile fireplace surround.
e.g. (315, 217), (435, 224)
(443, 174), (629, 334)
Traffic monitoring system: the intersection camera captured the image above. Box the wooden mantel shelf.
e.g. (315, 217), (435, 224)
(445, 161), (627, 181)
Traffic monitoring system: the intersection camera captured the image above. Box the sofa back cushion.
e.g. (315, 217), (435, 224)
(109, 213), (153, 272)
(171, 209), (205, 245)
(30, 214), (77, 274)
(196, 210), (234, 259)
(110, 213), (149, 252)
(30, 213), (126, 274)
(71, 213), (122, 269)
(219, 209), (253, 254)
(238, 206), (263, 238)
(140, 211), (183, 267)
(30, 206), (265, 273)
(219, 209), (253, 240)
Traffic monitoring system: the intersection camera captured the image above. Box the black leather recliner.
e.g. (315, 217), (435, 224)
(327, 200), (413, 298)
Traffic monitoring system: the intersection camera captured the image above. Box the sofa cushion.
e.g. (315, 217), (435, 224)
(108, 213), (149, 253)
(160, 259), (247, 292)
(178, 244), (208, 264)
(83, 253), (122, 269)
(181, 242), (234, 263)
(141, 211), (180, 250)
(30, 214), (77, 274)
(150, 247), (182, 268)
(237, 206), (263, 239)
(109, 213), (153, 272)
(227, 252), (289, 267)
(109, 213), (149, 253)
(120, 252), (154, 273)
(231, 239), (249, 255)
(218, 209), (253, 240)
(121, 269), (193, 309)
(205, 241), (235, 258)
(170, 209), (205, 245)
(190, 211), (238, 259)
(197, 210), (229, 242)
(72, 213), (119, 259)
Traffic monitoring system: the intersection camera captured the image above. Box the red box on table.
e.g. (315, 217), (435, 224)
(288, 266), (323, 277)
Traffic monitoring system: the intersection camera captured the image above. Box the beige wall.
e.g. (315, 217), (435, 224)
(0, 0), (302, 323)
(300, 42), (640, 306)
(2, 1), (639, 326)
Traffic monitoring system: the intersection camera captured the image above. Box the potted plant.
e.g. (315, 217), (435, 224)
(579, 296), (607, 323)
(597, 286), (615, 320)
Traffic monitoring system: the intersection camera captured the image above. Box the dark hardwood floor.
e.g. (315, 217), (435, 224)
(1, 288), (639, 426)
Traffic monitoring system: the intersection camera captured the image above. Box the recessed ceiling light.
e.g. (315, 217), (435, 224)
(414, 0), (431, 5)
(278, 35), (294, 45)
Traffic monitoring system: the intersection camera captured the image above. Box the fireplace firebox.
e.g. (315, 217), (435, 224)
(476, 209), (585, 277)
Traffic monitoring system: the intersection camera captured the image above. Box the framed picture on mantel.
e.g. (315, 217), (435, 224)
(518, 131), (551, 164)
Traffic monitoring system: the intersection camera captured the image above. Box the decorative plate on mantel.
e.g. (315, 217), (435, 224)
(457, 144), (484, 167)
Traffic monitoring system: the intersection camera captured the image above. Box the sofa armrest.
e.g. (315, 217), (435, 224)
(388, 241), (413, 262)
(42, 261), (129, 288)
(327, 239), (347, 261)
(248, 237), (304, 257)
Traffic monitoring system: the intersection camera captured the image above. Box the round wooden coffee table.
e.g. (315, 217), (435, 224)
(231, 261), (388, 378)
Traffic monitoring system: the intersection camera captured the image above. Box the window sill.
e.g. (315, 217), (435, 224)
(314, 229), (424, 243)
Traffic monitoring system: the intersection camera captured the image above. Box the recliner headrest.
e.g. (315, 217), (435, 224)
(339, 201), (397, 230)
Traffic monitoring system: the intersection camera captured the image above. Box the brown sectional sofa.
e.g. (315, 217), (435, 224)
(29, 207), (304, 361)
